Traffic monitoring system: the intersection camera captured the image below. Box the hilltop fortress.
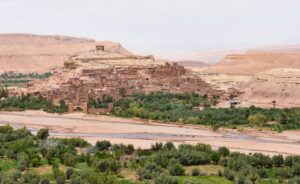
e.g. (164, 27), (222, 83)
(26, 45), (223, 113)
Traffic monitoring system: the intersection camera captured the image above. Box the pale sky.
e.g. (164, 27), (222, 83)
(1, 0), (300, 55)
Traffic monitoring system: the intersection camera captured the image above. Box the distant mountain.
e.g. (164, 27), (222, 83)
(172, 60), (209, 68)
(158, 49), (246, 64)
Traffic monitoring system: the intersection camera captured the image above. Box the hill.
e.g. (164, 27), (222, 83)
(202, 50), (300, 75)
(240, 68), (300, 108)
(0, 34), (131, 73)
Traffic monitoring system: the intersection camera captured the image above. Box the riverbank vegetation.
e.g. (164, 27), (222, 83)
(1, 92), (299, 130)
(112, 92), (300, 131)
(0, 125), (299, 184)
(0, 94), (67, 113)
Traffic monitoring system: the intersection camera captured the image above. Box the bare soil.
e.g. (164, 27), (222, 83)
(0, 111), (299, 156)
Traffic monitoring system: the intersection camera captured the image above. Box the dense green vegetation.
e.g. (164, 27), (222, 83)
(0, 125), (299, 184)
(1, 91), (300, 130)
(0, 72), (52, 87)
(0, 94), (67, 113)
(0, 85), (8, 99)
(88, 95), (114, 109)
(112, 92), (300, 130)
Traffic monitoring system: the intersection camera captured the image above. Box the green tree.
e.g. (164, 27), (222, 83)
(37, 128), (49, 140)
(211, 152), (220, 165)
(218, 146), (230, 157)
(95, 140), (111, 151)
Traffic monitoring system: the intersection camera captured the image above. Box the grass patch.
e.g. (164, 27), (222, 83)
(178, 176), (234, 184)
(75, 162), (94, 172)
(31, 164), (66, 175)
(0, 159), (17, 172)
(184, 165), (225, 175)
(119, 168), (139, 181)
(117, 179), (142, 184)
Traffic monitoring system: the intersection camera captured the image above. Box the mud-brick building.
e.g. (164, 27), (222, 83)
(27, 45), (223, 113)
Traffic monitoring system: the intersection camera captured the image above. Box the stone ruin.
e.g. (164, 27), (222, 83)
(26, 46), (223, 113)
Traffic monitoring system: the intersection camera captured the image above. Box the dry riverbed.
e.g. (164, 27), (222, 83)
(0, 110), (299, 155)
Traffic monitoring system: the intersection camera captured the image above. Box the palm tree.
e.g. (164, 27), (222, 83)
(272, 100), (276, 109)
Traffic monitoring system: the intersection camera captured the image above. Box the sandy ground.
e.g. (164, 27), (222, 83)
(0, 110), (299, 156)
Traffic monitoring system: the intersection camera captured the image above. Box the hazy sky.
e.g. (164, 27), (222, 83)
(1, 0), (300, 55)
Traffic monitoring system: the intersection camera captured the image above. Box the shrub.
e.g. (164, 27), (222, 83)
(288, 177), (300, 184)
(11, 170), (22, 182)
(220, 157), (228, 167)
(95, 159), (120, 173)
(138, 162), (164, 180)
(273, 155), (284, 167)
(40, 178), (50, 184)
(248, 113), (268, 126)
(275, 167), (293, 179)
(258, 168), (268, 178)
(37, 128), (49, 140)
(95, 140), (111, 151)
(224, 169), (235, 181)
(0, 86), (8, 98)
(167, 160), (185, 176)
(66, 168), (74, 179)
(62, 152), (76, 167)
(22, 172), (40, 184)
(164, 142), (175, 151)
(218, 170), (222, 176)
(286, 156), (295, 167)
(191, 168), (200, 176)
(194, 143), (212, 153)
(218, 146), (230, 157)
(293, 163), (300, 176)
(248, 169), (259, 184)
(236, 176), (246, 184)
(154, 174), (179, 184)
(151, 142), (163, 151)
(70, 174), (84, 184)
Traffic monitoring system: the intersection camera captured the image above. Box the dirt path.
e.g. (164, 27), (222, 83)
(0, 111), (299, 155)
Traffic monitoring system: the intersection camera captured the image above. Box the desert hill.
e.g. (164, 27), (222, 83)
(0, 34), (131, 73)
(201, 50), (300, 75)
(240, 68), (300, 108)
